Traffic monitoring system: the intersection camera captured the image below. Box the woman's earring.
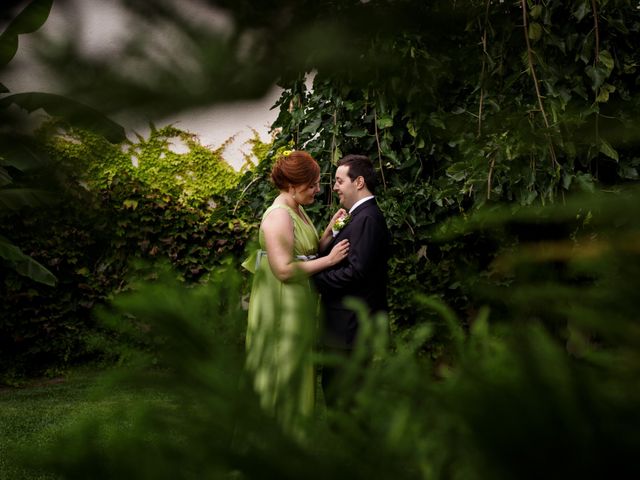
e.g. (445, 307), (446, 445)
(292, 190), (296, 200)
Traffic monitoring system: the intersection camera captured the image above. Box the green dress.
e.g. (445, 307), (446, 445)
(243, 204), (319, 428)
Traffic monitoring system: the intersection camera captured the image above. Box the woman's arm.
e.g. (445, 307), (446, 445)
(319, 208), (348, 253)
(314, 215), (385, 293)
(262, 208), (349, 282)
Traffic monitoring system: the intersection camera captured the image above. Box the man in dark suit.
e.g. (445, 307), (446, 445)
(313, 154), (390, 405)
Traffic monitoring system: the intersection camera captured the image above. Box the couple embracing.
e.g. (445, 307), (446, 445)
(243, 151), (390, 428)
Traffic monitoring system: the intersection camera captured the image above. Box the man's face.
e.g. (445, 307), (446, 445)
(333, 165), (359, 209)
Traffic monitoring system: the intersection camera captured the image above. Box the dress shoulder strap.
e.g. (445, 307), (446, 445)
(262, 203), (296, 222)
(262, 204), (315, 230)
(262, 203), (299, 223)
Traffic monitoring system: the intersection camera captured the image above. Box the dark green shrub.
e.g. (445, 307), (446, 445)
(0, 125), (258, 381)
(17, 190), (640, 479)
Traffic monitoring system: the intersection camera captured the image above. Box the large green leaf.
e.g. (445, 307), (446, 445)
(0, 234), (57, 286)
(345, 127), (367, 137)
(598, 50), (615, 73)
(0, 133), (50, 171)
(0, 93), (126, 143)
(377, 115), (393, 129)
(0, 0), (53, 67)
(572, 0), (589, 22)
(528, 23), (542, 42)
(0, 31), (19, 68)
(301, 117), (321, 135)
(0, 166), (12, 187)
(2, 0), (53, 35)
(0, 187), (56, 211)
(599, 139), (619, 162)
(585, 64), (610, 91)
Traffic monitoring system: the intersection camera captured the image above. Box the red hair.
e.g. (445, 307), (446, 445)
(271, 150), (320, 189)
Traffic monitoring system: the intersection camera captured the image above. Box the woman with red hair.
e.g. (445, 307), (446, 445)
(243, 150), (349, 430)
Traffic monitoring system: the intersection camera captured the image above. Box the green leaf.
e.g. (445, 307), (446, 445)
(547, 34), (566, 54)
(416, 294), (464, 356)
(345, 127), (367, 137)
(300, 117), (321, 135)
(0, 93), (126, 143)
(331, 147), (342, 165)
(398, 155), (418, 170)
(446, 163), (467, 181)
(427, 113), (445, 130)
(599, 139), (619, 161)
(0, 0), (53, 67)
(0, 235), (57, 286)
(0, 134), (50, 170)
(377, 115), (393, 129)
(470, 306), (490, 339)
(530, 5), (543, 19)
(75, 267), (90, 276)
(0, 188), (56, 210)
(123, 199), (139, 210)
(578, 34), (595, 64)
(575, 172), (595, 192)
(528, 23), (543, 42)
(0, 166), (12, 186)
(598, 50), (615, 73)
(596, 83), (616, 103)
(619, 166), (638, 180)
(3, 0), (53, 35)
(623, 61), (638, 74)
(406, 120), (417, 137)
(0, 33), (19, 67)
(521, 190), (538, 205)
(385, 150), (401, 166)
(585, 65), (609, 91)
(573, 0), (589, 22)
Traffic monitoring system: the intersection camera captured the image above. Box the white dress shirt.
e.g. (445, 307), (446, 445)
(349, 195), (375, 214)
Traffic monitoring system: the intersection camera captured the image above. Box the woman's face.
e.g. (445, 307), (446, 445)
(293, 176), (321, 205)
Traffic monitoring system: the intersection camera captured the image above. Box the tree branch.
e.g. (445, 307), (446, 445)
(477, 0), (491, 137)
(591, 0), (600, 65)
(487, 155), (495, 200)
(373, 106), (388, 191)
(520, 0), (560, 169)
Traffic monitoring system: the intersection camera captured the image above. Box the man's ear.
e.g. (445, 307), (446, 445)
(355, 176), (365, 190)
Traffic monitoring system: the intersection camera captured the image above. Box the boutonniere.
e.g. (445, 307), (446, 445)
(332, 214), (351, 236)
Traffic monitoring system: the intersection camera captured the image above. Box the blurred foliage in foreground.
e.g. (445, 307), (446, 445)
(7, 188), (639, 479)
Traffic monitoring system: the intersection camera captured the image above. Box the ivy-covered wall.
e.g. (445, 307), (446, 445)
(0, 125), (255, 381)
(266, 0), (640, 352)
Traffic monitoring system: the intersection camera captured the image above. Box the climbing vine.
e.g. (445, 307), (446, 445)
(0, 124), (252, 381)
(268, 0), (640, 349)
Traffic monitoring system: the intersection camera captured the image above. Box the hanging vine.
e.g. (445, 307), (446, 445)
(520, 0), (560, 170)
(373, 106), (388, 191)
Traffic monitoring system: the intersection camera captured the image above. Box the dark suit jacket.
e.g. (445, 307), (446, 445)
(313, 198), (390, 349)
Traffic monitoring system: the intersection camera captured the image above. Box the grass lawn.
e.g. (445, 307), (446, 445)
(0, 368), (168, 480)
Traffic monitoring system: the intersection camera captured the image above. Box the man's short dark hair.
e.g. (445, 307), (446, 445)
(337, 154), (378, 194)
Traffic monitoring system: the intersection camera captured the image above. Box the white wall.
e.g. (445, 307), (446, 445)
(3, 0), (280, 170)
